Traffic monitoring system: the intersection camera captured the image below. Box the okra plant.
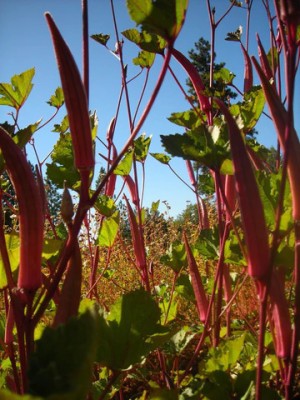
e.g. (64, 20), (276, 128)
(0, 0), (299, 399)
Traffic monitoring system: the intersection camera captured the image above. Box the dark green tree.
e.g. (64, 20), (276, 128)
(45, 177), (62, 223)
(187, 37), (237, 105)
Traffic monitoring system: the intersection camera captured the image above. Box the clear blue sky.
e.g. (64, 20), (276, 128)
(0, 1), (299, 216)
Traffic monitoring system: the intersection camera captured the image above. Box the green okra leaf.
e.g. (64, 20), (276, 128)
(126, 0), (188, 42)
(0, 68), (35, 110)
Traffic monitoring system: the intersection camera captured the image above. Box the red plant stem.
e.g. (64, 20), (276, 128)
(163, 272), (179, 325)
(181, 224), (229, 380)
(132, 68), (150, 126)
(184, 233), (209, 323)
(167, 65), (205, 124)
(90, 46), (173, 205)
(287, 222), (300, 396)
(110, 0), (133, 130)
(157, 350), (171, 389)
(6, 341), (21, 394)
(245, 0), (253, 52)
(82, 0), (89, 101)
(32, 201), (87, 325)
(88, 244), (100, 300)
(256, 288), (268, 400)
(171, 48), (212, 124)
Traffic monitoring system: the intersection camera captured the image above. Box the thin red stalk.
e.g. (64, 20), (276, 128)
(287, 222), (300, 396)
(163, 272), (179, 325)
(181, 224), (229, 380)
(184, 233), (208, 323)
(110, 0), (133, 130)
(246, 1), (254, 50)
(256, 288), (268, 400)
(88, 245), (100, 300)
(90, 46), (173, 205)
(171, 48), (212, 124)
(167, 65), (205, 124)
(132, 68), (150, 126)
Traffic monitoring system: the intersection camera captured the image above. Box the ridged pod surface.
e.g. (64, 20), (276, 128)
(0, 126), (44, 290)
(45, 13), (94, 173)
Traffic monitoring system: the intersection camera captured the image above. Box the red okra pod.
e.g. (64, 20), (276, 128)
(124, 196), (146, 273)
(53, 240), (82, 327)
(183, 233), (208, 322)
(256, 35), (274, 81)
(224, 174), (236, 222)
(0, 127), (44, 290)
(252, 57), (300, 220)
(240, 43), (253, 93)
(185, 160), (197, 188)
(215, 100), (270, 281)
(171, 48), (212, 125)
(124, 175), (139, 206)
(45, 13), (94, 173)
(269, 270), (292, 359)
(105, 143), (118, 198)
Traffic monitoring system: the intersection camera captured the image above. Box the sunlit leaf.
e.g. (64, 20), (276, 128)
(122, 28), (166, 54)
(133, 50), (155, 68)
(0, 68), (35, 110)
(168, 109), (201, 129)
(230, 87), (265, 134)
(160, 241), (187, 272)
(91, 33), (110, 46)
(47, 87), (64, 108)
(0, 233), (20, 289)
(126, 0), (188, 41)
(52, 115), (69, 134)
(134, 134), (152, 162)
(114, 149), (133, 175)
(151, 200), (160, 213)
(98, 211), (119, 247)
(94, 194), (116, 217)
(150, 152), (171, 164)
(42, 238), (63, 261)
(46, 133), (81, 190)
(204, 333), (246, 372)
(214, 68), (236, 85)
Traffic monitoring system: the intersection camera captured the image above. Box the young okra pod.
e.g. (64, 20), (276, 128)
(183, 233), (208, 322)
(45, 13), (94, 174)
(0, 127), (44, 291)
(216, 100), (270, 281)
(171, 48), (212, 125)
